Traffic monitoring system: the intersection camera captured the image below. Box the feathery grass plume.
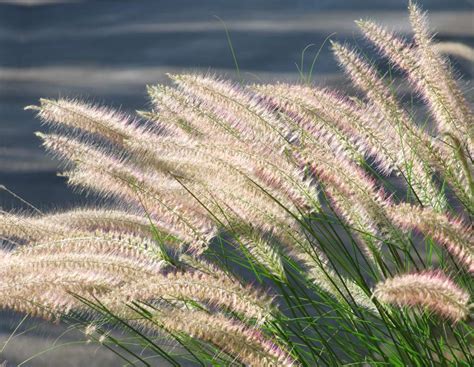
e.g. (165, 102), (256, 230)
(169, 73), (291, 146)
(2, 242), (270, 320)
(255, 80), (441, 264)
(26, 98), (150, 145)
(238, 230), (287, 281)
(0, 268), (122, 320)
(253, 83), (403, 265)
(331, 41), (446, 211)
(253, 83), (397, 174)
(426, 136), (473, 213)
(43, 208), (167, 239)
(356, 10), (473, 208)
(146, 83), (242, 140)
(151, 308), (297, 367)
(34, 108), (334, 314)
(127, 132), (316, 222)
(0, 211), (73, 243)
(6, 4), (473, 365)
(2, 251), (159, 286)
(298, 143), (395, 264)
(108, 269), (274, 321)
(37, 132), (216, 250)
(230, 151), (385, 311)
(408, 2), (474, 204)
(63, 157), (214, 251)
(43, 207), (187, 248)
(0, 209), (178, 249)
(373, 270), (470, 322)
(10, 231), (169, 266)
(329, 42), (471, 209)
(178, 253), (229, 275)
(355, 15), (472, 143)
(408, 2), (473, 143)
(0, 236), (169, 304)
(296, 250), (377, 314)
(387, 203), (474, 273)
(145, 78), (321, 259)
(145, 82), (317, 213)
(29, 93), (317, 251)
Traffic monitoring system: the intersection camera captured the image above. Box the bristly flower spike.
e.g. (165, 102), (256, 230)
(373, 270), (471, 322)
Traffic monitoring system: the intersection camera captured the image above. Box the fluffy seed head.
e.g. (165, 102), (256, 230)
(373, 270), (470, 322)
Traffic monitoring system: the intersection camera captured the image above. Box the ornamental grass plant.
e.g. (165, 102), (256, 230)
(1, 3), (472, 366)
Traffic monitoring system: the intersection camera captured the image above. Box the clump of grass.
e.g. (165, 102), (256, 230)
(1, 3), (472, 366)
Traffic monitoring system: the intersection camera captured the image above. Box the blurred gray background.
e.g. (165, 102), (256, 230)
(0, 0), (473, 365)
